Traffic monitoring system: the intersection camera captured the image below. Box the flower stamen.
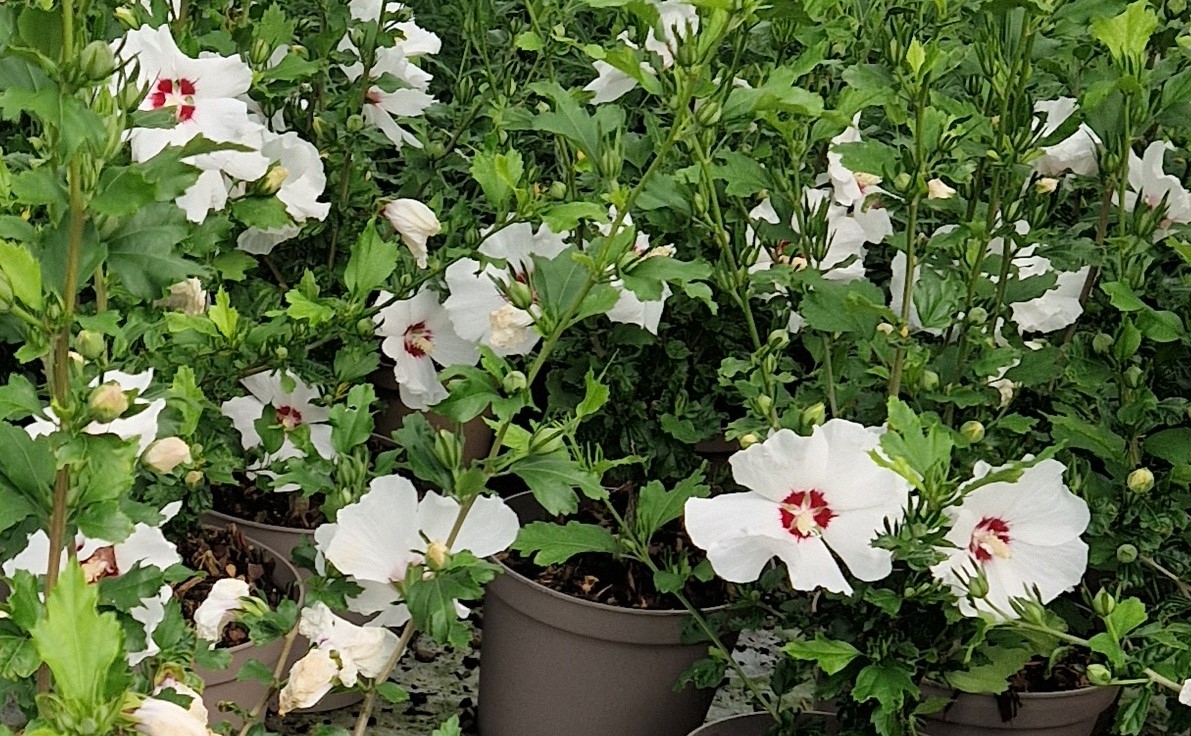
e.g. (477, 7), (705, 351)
(778, 489), (834, 540)
(969, 517), (1012, 562)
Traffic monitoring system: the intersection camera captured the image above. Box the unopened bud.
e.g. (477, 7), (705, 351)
(274, 346), (289, 360)
(966, 306), (988, 324)
(1092, 332), (1113, 354)
(143, 437), (192, 473)
(79, 40), (117, 81)
(426, 541), (450, 570)
(1092, 589), (1116, 617)
(255, 164), (288, 196)
(1127, 468), (1154, 494)
(75, 330), (105, 360)
(960, 420), (985, 443)
(920, 369), (940, 392)
(967, 573), (990, 599)
(1116, 543), (1139, 563)
(694, 100), (723, 128)
(114, 6), (138, 29)
(753, 394), (774, 417)
(926, 178), (957, 200)
(1034, 177), (1060, 195)
(502, 370), (527, 394)
(346, 114), (365, 133)
(548, 181), (568, 200)
(89, 383), (129, 423)
(1124, 365), (1143, 388)
(739, 433), (760, 448)
(356, 317), (375, 338)
(893, 173), (912, 192)
(425, 140), (446, 159)
(767, 329), (790, 351)
(800, 402), (826, 429)
(250, 38), (272, 67)
(877, 322), (895, 335)
(1086, 664), (1113, 686)
(185, 470), (204, 489)
(506, 280), (534, 311)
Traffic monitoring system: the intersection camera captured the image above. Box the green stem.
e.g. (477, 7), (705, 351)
(822, 335), (839, 417)
(1144, 667), (1183, 694)
(351, 620), (417, 736)
(888, 85), (926, 398)
(238, 623), (302, 736)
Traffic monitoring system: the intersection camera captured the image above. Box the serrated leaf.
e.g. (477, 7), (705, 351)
(0, 241), (43, 310)
(344, 222), (398, 300)
(512, 521), (619, 566)
(509, 452), (603, 515)
(782, 635), (862, 676)
(285, 290), (335, 325)
(576, 370), (609, 419)
(1145, 428), (1191, 465)
(106, 203), (196, 299)
(634, 472), (709, 543)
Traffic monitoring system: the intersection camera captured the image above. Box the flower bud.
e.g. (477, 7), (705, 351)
(250, 38), (273, 67)
(114, 6), (138, 29)
(89, 383), (129, 422)
(505, 280), (535, 311)
(254, 164), (289, 196)
(920, 369), (940, 392)
(356, 317), (375, 338)
(143, 437), (192, 473)
(800, 402), (826, 429)
(1116, 543), (1139, 563)
(739, 433), (760, 448)
(893, 173), (912, 192)
(1127, 468), (1154, 494)
(599, 148), (622, 180)
(694, 100), (723, 128)
(548, 181), (568, 200)
(1092, 332), (1113, 354)
(79, 40), (117, 81)
(185, 470), (204, 489)
(1086, 664), (1113, 686)
(960, 420), (985, 443)
(275, 346), (289, 360)
(1034, 177), (1060, 195)
(766, 329), (790, 351)
(967, 573), (990, 599)
(75, 330), (105, 360)
(1092, 589), (1116, 617)
(1124, 365), (1143, 388)
(502, 370), (528, 394)
(383, 199), (441, 270)
(926, 178), (957, 200)
(877, 322), (895, 335)
(346, 114), (365, 133)
(425, 140), (447, 159)
(426, 541), (451, 570)
(753, 394), (774, 417)
(966, 306), (988, 324)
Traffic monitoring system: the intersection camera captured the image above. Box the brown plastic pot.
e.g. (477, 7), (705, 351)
(688, 711), (839, 736)
(371, 365), (494, 463)
(199, 512), (366, 713)
(919, 682), (1120, 736)
(477, 492), (729, 736)
(194, 533), (304, 728)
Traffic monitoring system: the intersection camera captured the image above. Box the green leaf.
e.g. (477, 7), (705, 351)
(0, 421), (54, 507)
(376, 682), (409, 704)
(1101, 281), (1145, 312)
(11, 168), (66, 208)
(945, 646), (1031, 694)
(405, 552), (497, 649)
(1136, 308), (1184, 342)
(471, 150), (524, 212)
(344, 222), (399, 300)
(1091, 0), (1157, 64)
(212, 250), (257, 281)
(1145, 428), (1191, 465)
(31, 563), (123, 709)
(0, 621), (38, 680)
(236, 658), (276, 685)
(232, 197), (292, 230)
(576, 370), (609, 419)
(852, 662), (918, 710)
(782, 635), (862, 676)
(1106, 597), (1147, 636)
(541, 202), (608, 232)
(634, 472), (709, 543)
(833, 140), (899, 179)
(1049, 414), (1127, 459)
(106, 203), (196, 299)
(330, 384), (375, 454)
(91, 167), (156, 217)
(530, 81), (602, 159)
(1115, 687), (1151, 736)
(0, 375), (42, 422)
(431, 715), (463, 736)
(0, 241), (43, 310)
(712, 152), (772, 197)
(723, 67), (823, 119)
(209, 288), (239, 339)
(509, 452), (603, 515)
(512, 521), (619, 566)
(285, 290), (335, 325)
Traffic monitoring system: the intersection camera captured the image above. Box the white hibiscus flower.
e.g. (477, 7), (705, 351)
(27, 369), (165, 457)
(1122, 141), (1191, 238)
(235, 130), (331, 255)
(374, 288), (480, 410)
(684, 421), (910, 594)
(582, 1), (697, 103)
(824, 115), (884, 208)
(600, 207), (671, 334)
(132, 679), (210, 736)
(318, 474), (519, 626)
(194, 578), (254, 643)
(220, 370), (334, 464)
(1033, 98), (1101, 178)
(931, 459), (1090, 619)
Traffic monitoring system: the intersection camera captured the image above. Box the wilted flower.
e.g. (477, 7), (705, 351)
(927, 178), (957, 199)
(684, 421), (910, 594)
(132, 679), (209, 736)
(374, 288), (480, 410)
(156, 278), (207, 315)
(142, 437), (192, 473)
(930, 459), (1090, 619)
(280, 649), (340, 715)
(318, 474), (519, 626)
(382, 198), (441, 268)
(194, 578), (252, 643)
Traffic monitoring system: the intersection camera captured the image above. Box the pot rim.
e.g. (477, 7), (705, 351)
(493, 491), (730, 619)
(921, 680), (1120, 701)
(204, 508), (314, 536)
(198, 525), (306, 656)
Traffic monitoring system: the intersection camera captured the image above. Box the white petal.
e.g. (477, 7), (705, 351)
(325, 475), (422, 583)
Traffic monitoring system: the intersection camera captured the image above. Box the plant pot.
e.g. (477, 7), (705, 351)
(919, 683), (1120, 736)
(477, 492), (729, 736)
(199, 512), (366, 713)
(194, 533), (304, 728)
(370, 366), (494, 463)
(694, 434), (740, 458)
(688, 711), (839, 736)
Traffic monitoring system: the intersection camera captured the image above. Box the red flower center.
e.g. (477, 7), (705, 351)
(778, 489), (834, 539)
(276, 405), (303, 430)
(149, 78), (197, 122)
(969, 517), (1012, 562)
(80, 546), (119, 584)
(366, 88), (382, 105)
(404, 321), (434, 358)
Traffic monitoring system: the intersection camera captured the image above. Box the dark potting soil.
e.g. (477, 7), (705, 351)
(990, 654), (1092, 722)
(500, 487), (729, 611)
(212, 483), (328, 530)
(173, 524), (291, 648)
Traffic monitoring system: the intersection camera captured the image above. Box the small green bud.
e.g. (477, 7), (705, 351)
(274, 346), (289, 360)
(1123, 365), (1143, 388)
(967, 573), (990, 599)
(250, 38), (273, 67)
(920, 369), (940, 392)
(1092, 332), (1113, 354)
(753, 394), (774, 417)
(548, 181), (568, 200)
(1086, 664), (1113, 686)
(114, 6), (138, 29)
(426, 541), (451, 571)
(599, 148), (622, 180)
(425, 140), (447, 159)
(1127, 467), (1154, 494)
(1092, 589), (1116, 617)
(692, 192), (708, 217)
(739, 433), (760, 448)
(530, 426), (564, 454)
(1116, 543), (1139, 563)
(506, 280), (535, 311)
(893, 172), (912, 192)
(356, 317), (375, 338)
(960, 420), (985, 443)
(253, 164), (289, 196)
(89, 383), (129, 423)
(966, 306), (988, 324)
(800, 402), (827, 429)
(79, 40), (117, 81)
(766, 329), (790, 351)
(694, 99), (723, 128)
(502, 370), (528, 394)
(346, 114), (365, 133)
(75, 330), (105, 360)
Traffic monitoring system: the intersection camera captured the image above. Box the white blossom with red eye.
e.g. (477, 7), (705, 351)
(1122, 141), (1191, 238)
(220, 370), (335, 476)
(684, 421), (909, 594)
(373, 288), (480, 410)
(931, 458), (1090, 620)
